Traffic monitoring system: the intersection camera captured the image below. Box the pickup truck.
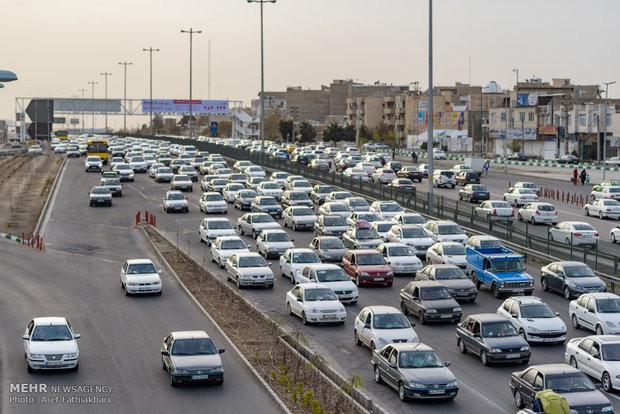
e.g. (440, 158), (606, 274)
(465, 244), (534, 298)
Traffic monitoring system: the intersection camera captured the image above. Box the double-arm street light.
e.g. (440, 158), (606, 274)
(88, 80), (98, 132)
(142, 47), (160, 137)
(118, 61), (132, 133)
(247, 0), (276, 148)
(100, 72), (112, 133)
(602, 80), (616, 182)
(181, 28), (202, 139)
(427, 0), (434, 215)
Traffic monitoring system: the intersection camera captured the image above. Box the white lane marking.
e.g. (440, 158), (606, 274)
(45, 248), (120, 265)
(607, 392), (620, 403)
(455, 377), (511, 413)
(39, 160), (68, 236)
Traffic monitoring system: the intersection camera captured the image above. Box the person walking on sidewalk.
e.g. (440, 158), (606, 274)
(573, 167), (578, 185)
(412, 151), (418, 164)
(580, 168), (587, 185)
(484, 160), (490, 176)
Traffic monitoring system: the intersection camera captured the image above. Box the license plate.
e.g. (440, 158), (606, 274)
(440, 314), (453, 319)
(97, 199), (105, 202)
(46, 361), (61, 366)
(323, 314), (337, 319)
(373, 277), (384, 281)
(512, 289), (524, 293)
(191, 375), (209, 380)
(457, 293), (469, 296)
(506, 353), (520, 359)
(543, 337), (559, 342)
(428, 389), (445, 395)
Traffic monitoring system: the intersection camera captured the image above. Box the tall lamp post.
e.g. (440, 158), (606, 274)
(427, 0), (434, 215)
(247, 0), (276, 148)
(88, 80), (98, 133)
(100, 72), (112, 133)
(602, 81), (616, 182)
(142, 47), (160, 136)
(118, 61), (132, 133)
(181, 28), (202, 139)
(78, 88), (87, 133)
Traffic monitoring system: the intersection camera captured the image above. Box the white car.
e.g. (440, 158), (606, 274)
(612, 225), (620, 243)
(371, 168), (397, 184)
(549, 221), (599, 246)
(256, 229), (295, 259)
(237, 213), (281, 238)
(225, 252), (274, 289)
(129, 156), (147, 173)
(155, 167), (173, 183)
(376, 243), (423, 275)
(432, 170), (456, 188)
(285, 284), (347, 325)
(222, 183), (245, 203)
(503, 188), (539, 207)
(372, 221), (396, 241)
(54, 144), (67, 154)
(270, 171), (290, 188)
(163, 191), (189, 213)
(365, 155), (384, 168)
(296, 264), (358, 304)
(343, 167), (369, 181)
(210, 236), (250, 268)
(120, 259), (163, 295)
(199, 192), (228, 214)
(290, 180), (313, 194)
(355, 162), (377, 175)
(343, 197), (370, 212)
(585, 199), (620, 219)
(423, 220), (468, 244)
(149, 162), (165, 178)
(425, 242), (467, 269)
(591, 186), (620, 200)
(512, 182), (540, 196)
(88, 186), (112, 207)
(84, 156), (103, 172)
(569, 293), (620, 335)
(199, 217), (235, 245)
(345, 211), (381, 227)
(233, 160), (254, 173)
(257, 181), (283, 200)
(318, 202), (351, 219)
(605, 157), (620, 167)
(370, 201), (404, 220)
(245, 166), (266, 178)
(170, 175), (193, 192)
(282, 206), (318, 231)
(475, 200), (515, 221)
(227, 173), (247, 184)
(432, 149), (446, 160)
(324, 191), (354, 204)
(517, 202), (558, 225)
(28, 145), (43, 155)
(23, 317), (80, 372)
(496, 296), (566, 344)
(245, 177), (267, 190)
(385, 225), (435, 257)
(565, 335), (620, 392)
(451, 164), (472, 173)
(283, 175), (306, 191)
(392, 212), (426, 226)
(179, 165), (198, 181)
(314, 214), (349, 237)
(354, 306), (419, 352)
(279, 248), (321, 284)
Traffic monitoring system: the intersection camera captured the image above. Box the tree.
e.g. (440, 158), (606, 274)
(359, 125), (371, 140)
(343, 124), (356, 141)
(510, 140), (522, 153)
(374, 122), (392, 141)
(218, 121), (231, 137)
(279, 120), (293, 141)
(322, 122), (344, 142)
(299, 121), (316, 143)
(264, 114), (281, 140)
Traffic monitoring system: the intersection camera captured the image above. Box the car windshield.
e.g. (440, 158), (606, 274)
(357, 254), (386, 265)
(167, 193), (185, 200)
(252, 214), (275, 223)
(259, 198), (279, 206)
(546, 374), (595, 393)
(373, 313), (410, 329)
(333, 193), (352, 200)
(175, 176), (191, 182)
(520, 303), (556, 318)
(31, 325), (73, 341)
(491, 202), (512, 209)
(238, 256), (268, 267)
(609, 188), (620, 193)
(443, 245), (466, 255)
(87, 157), (100, 162)
(356, 229), (381, 240)
(316, 268), (349, 282)
(603, 200), (620, 206)
(420, 287), (452, 300)
(117, 164), (131, 170)
(293, 208), (314, 216)
(387, 246), (414, 256)
(438, 224), (463, 235)
(290, 192), (310, 200)
(324, 217), (346, 226)
(572, 224), (595, 231)
(329, 204), (348, 212)
(318, 186), (333, 193)
(537, 204), (554, 212)
(227, 184), (244, 191)
(92, 187), (110, 194)
(294, 181), (312, 188)
(519, 189), (536, 194)
(262, 183), (280, 189)
(596, 298), (620, 313)
(208, 221), (233, 230)
(491, 261), (523, 272)
(104, 179), (121, 185)
(435, 268), (467, 280)
(221, 240), (247, 250)
(127, 263), (157, 274)
(321, 239), (345, 249)
(471, 185), (487, 191)
(266, 232), (291, 242)
(304, 288), (337, 301)
(349, 199), (368, 207)
(293, 252), (320, 263)
(602, 344), (620, 361)
(381, 203), (402, 212)
(240, 191), (258, 198)
(399, 351), (443, 369)
(395, 179), (414, 185)
(171, 338), (217, 356)
(206, 194), (224, 201)
(402, 228), (427, 238)
(564, 265), (595, 278)
(212, 180), (227, 185)
(481, 321), (518, 338)
(357, 213), (379, 222)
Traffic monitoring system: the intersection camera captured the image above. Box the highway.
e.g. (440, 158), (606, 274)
(87, 151), (619, 414)
(0, 158), (283, 414)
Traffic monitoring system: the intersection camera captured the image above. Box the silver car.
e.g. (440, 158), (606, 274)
(225, 253), (274, 289)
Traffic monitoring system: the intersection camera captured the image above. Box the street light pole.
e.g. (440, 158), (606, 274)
(248, 0), (276, 148)
(100, 72), (112, 133)
(142, 47), (160, 137)
(88, 81), (98, 133)
(427, 0), (434, 215)
(118, 61), (132, 133)
(78, 88), (87, 133)
(602, 80), (616, 182)
(181, 28), (202, 140)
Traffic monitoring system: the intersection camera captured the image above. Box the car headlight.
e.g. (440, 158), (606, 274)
(569, 410), (578, 414)
(487, 348), (501, 353)
(447, 380), (458, 388)
(601, 406), (614, 413)
(127, 282), (136, 286)
(529, 280), (534, 287)
(310, 308), (318, 313)
(352, 288), (359, 296)
(426, 309), (437, 314)
(520, 346), (530, 351)
(500, 281), (505, 287)
(360, 272), (369, 276)
(64, 353), (78, 358)
(410, 382), (425, 388)
(206, 366), (223, 373)
(387, 271), (394, 277)
(452, 307), (461, 312)
(29, 353), (44, 359)
(174, 368), (190, 374)
(606, 321), (616, 328)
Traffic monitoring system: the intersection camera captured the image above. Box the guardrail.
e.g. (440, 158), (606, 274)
(0, 148), (28, 157)
(154, 137), (620, 287)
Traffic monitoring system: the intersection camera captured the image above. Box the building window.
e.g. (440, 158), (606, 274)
(500, 113), (506, 122)
(606, 113), (612, 127)
(567, 114), (572, 126)
(579, 114), (586, 126)
(554, 114), (559, 125)
(519, 112), (525, 122)
(528, 112), (534, 122)
(491, 113), (496, 123)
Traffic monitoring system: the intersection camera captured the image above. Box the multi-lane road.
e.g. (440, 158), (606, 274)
(0, 159), (283, 413)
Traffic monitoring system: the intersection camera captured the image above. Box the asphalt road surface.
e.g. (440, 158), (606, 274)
(0, 159), (283, 414)
(72, 155), (619, 414)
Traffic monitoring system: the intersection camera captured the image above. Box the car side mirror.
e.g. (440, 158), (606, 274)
(589, 308), (595, 313)
(74, 334), (81, 339)
(364, 323), (371, 329)
(268, 262), (273, 266)
(593, 353), (601, 360)
(388, 363), (397, 369)
(445, 361), (451, 367)
(218, 349), (225, 354)
(296, 297), (303, 302)
(510, 313), (517, 318)
(555, 312), (560, 317)
(22, 335), (29, 340)
(522, 266), (527, 270)
(161, 350), (170, 356)
(595, 383), (603, 389)
(291, 239), (295, 242)
(158, 269), (163, 274)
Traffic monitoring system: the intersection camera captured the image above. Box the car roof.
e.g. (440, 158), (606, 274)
(353, 249), (383, 255)
(424, 263), (462, 269)
(171, 330), (210, 340)
(166, 190), (184, 195)
(32, 317), (69, 326)
(302, 263), (341, 271)
(126, 258), (155, 265)
(216, 235), (243, 241)
(581, 292), (619, 300)
(526, 363), (580, 375)
(362, 305), (402, 314)
(379, 242), (410, 248)
(468, 235), (499, 241)
(386, 342), (435, 352)
(592, 335), (620, 344)
(506, 296), (544, 304)
(435, 241), (464, 247)
(234, 252), (262, 258)
(300, 283), (333, 290)
(406, 280), (445, 289)
(551, 261), (590, 266)
(286, 248), (314, 253)
(468, 313), (508, 322)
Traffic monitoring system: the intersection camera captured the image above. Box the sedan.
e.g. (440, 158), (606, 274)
(343, 197), (370, 213)
(455, 171), (480, 186)
(503, 188), (539, 207)
(256, 229), (294, 259)
(23, 317), (80, 372)
(387, 178), (416, 191)
(399, 281), (462, 324)
(279, 248), (321, 284)
(397, 166), (423, 182)
(309, 236), (347, 263)
(604, 156), (620, 167)
(415, 264), (478, 302)
(207, 179), (229, 193)
(318, 202), (351, 219)
(225, 253), (274, 289)
(425, 242), (467, 269)
(343, 167), (369, 181)
(377, 243), (423, 275)
(369, 201), (404, 221)
(155, 167), (174, 183)
(540, 261), (605, 300)
(102, 178), (122, 197)
(458, 184), (490, 203)
(257, 181), (283, 200)
(474, 200), (514, 221)
(234, 189), (259, 211)
(569, 292), (620, 335)
(171, 175), (193, 192)
(313, 214), (348, 237)
(565, 335), (620, 392)
(84, 156), (103, 172)
(371, 168), (397, 184)
(555, 154), (580, 164)
(385, 225), (434, 257)
(517, 202), (558, 225)
(285, 284), (346, 325)
(549, 221), (599, 246)
(354, 306), (418, 352)
(222, 183), (245, 203)
(612, 225), (620, 243)
(309, 185), (334, 205)
(210, 236), (250, 268)
(251, 196), (283, 218)
(89, 186), (112, 207)
(160, 331), (225, 387)
(199, 192), (228, 214)
(585, 198), (620, 219)
(237, 213), (281, 238)
(163, 191), (189, 213)
(295, 264), (358, 304)
(496, 296), (566, 344)
(282, 206), (318, 231)
(371, 343), (458, 401)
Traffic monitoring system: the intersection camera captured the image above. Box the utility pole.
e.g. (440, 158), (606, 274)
(602, 81), (616, 182)
(142, 47), (160, 137)
(181, 28), (202, 139)
(118, 61), (132, 133)
(100, 72), (112, 133)
(427, 0), (434, 215)
(504, 92), (508, 172)
(78, 88), (87, 133)
(355, 97), (361, 146)
(88, 81), (98, 133)
(208, 38), (211, 100)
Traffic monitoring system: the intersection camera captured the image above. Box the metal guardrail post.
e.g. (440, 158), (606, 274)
(547, 229), (550, 255)
(470, 206), (474, 227)
(454, 200), (458, 222)
(525, 221), (529, 248)
(595, 242), (599, 270)
(569, 234), (573, 261)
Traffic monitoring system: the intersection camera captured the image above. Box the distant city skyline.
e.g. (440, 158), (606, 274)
(2, 0), (619, 131)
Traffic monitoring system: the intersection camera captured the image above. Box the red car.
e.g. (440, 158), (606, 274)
(342, 249), (394, 287)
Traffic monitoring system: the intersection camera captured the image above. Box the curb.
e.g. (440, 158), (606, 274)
(0, 232), (22, 243)
(34, 156), (67, 236)
(139, 225), (293, 414)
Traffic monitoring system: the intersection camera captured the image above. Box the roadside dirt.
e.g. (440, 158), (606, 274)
(145, 226), (366, 414)
(0, 153), (63, 237)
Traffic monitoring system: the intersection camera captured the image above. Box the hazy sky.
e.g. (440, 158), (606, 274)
(2, 0), (619, 131)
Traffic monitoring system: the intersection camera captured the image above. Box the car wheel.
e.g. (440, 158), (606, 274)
(599, 211), (604, 219)
(419, 311), (426, 325)
(372, 365), (384, 384)
(398, 382), (408, 402)
(169, 371), (177, 387)
(571, 314), (580, 329)
(519, 328), (527, 341)
(514, 390), (524, 409)
(236, 277), (243, 290)
(541, 277), (548, 291)
(252, 230), (257, 239)
(302, 312), (309, 325)
(355, 276), (361, 287)
(585, 207), (590, 216)
(565, 237), (570, 244)
(370, 341), (376, 353)
(283, 220), (287, 228)
(603, 372), (613, 392)
(568, 356), (579, 369)
(458, 338), (467, 354)
(480, 351), (489, 366)
(124, 287), (130, 296)
(27, 363), (34, 373)
(292, 223), (297, 231)
(596, 324), (604, 336)
(564, 286), (572, 300)
(400, 302), (408, 315)
(354, 330), (361, 346)
(72, 362), (79, 372)
(458, 194), (463, 201)
(471, 272), (481, 289)
(492, 282), (500, 298)
(530, 216), (536, 225)
(612, 233), (617, 243)
(517, 213), (522, 221)
(239, 227), (244, 236)
(287, 302), (293, 316)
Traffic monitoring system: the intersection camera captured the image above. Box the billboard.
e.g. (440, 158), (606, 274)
(142, 99), (229, 115)
(517, 93), (538, 107)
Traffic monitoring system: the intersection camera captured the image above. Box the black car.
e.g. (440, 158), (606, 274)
(397, 166), (424, 182)
(509, 364), (612, 412)
(310, 185), (334, 205)
(507, 153), (528, 161)
(250, 196), (283, 218)
(385, 161), (403, 173)
(540, 261), (605, 300)
(455, 171), (480, 186)
(456, 313), (530, 366)
(293, 154), (313, 165)
(555, 154), (579, 164)
(388, 179), (416, 191)
(458, 184), (490, 203)
(399, 281), (461, 324)
(308, 236), (348, 263)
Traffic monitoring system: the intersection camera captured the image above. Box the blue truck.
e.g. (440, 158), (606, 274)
(466, 241), (534, 298)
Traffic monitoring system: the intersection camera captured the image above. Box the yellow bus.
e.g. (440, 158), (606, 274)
(55, 130), (69, 141)
(87, 139), (109, 164)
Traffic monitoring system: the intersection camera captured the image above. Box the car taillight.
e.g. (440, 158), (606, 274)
(535, 210), (540, 215)
(493, 209), (497, 215)
(554, 211), (557, 215)
(521, 197), (526, 199)
(512, 209), (515, 215)
(607, 209), (612, 212)
(594, 233), (599, 237)
(573, 233), (582, 237)
(472, 192), (477, 196)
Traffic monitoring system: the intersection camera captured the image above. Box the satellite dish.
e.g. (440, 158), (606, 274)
(0, 70), (18, 82)
(0, 84), (4, 89)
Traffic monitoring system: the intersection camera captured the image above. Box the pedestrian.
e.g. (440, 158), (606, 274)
(412, 151), (418, 164)
(572, 167), (578, 185)
(392, 148), (396, 159)
(484, 160), (490, 176)
(580, 168), (587, 186)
